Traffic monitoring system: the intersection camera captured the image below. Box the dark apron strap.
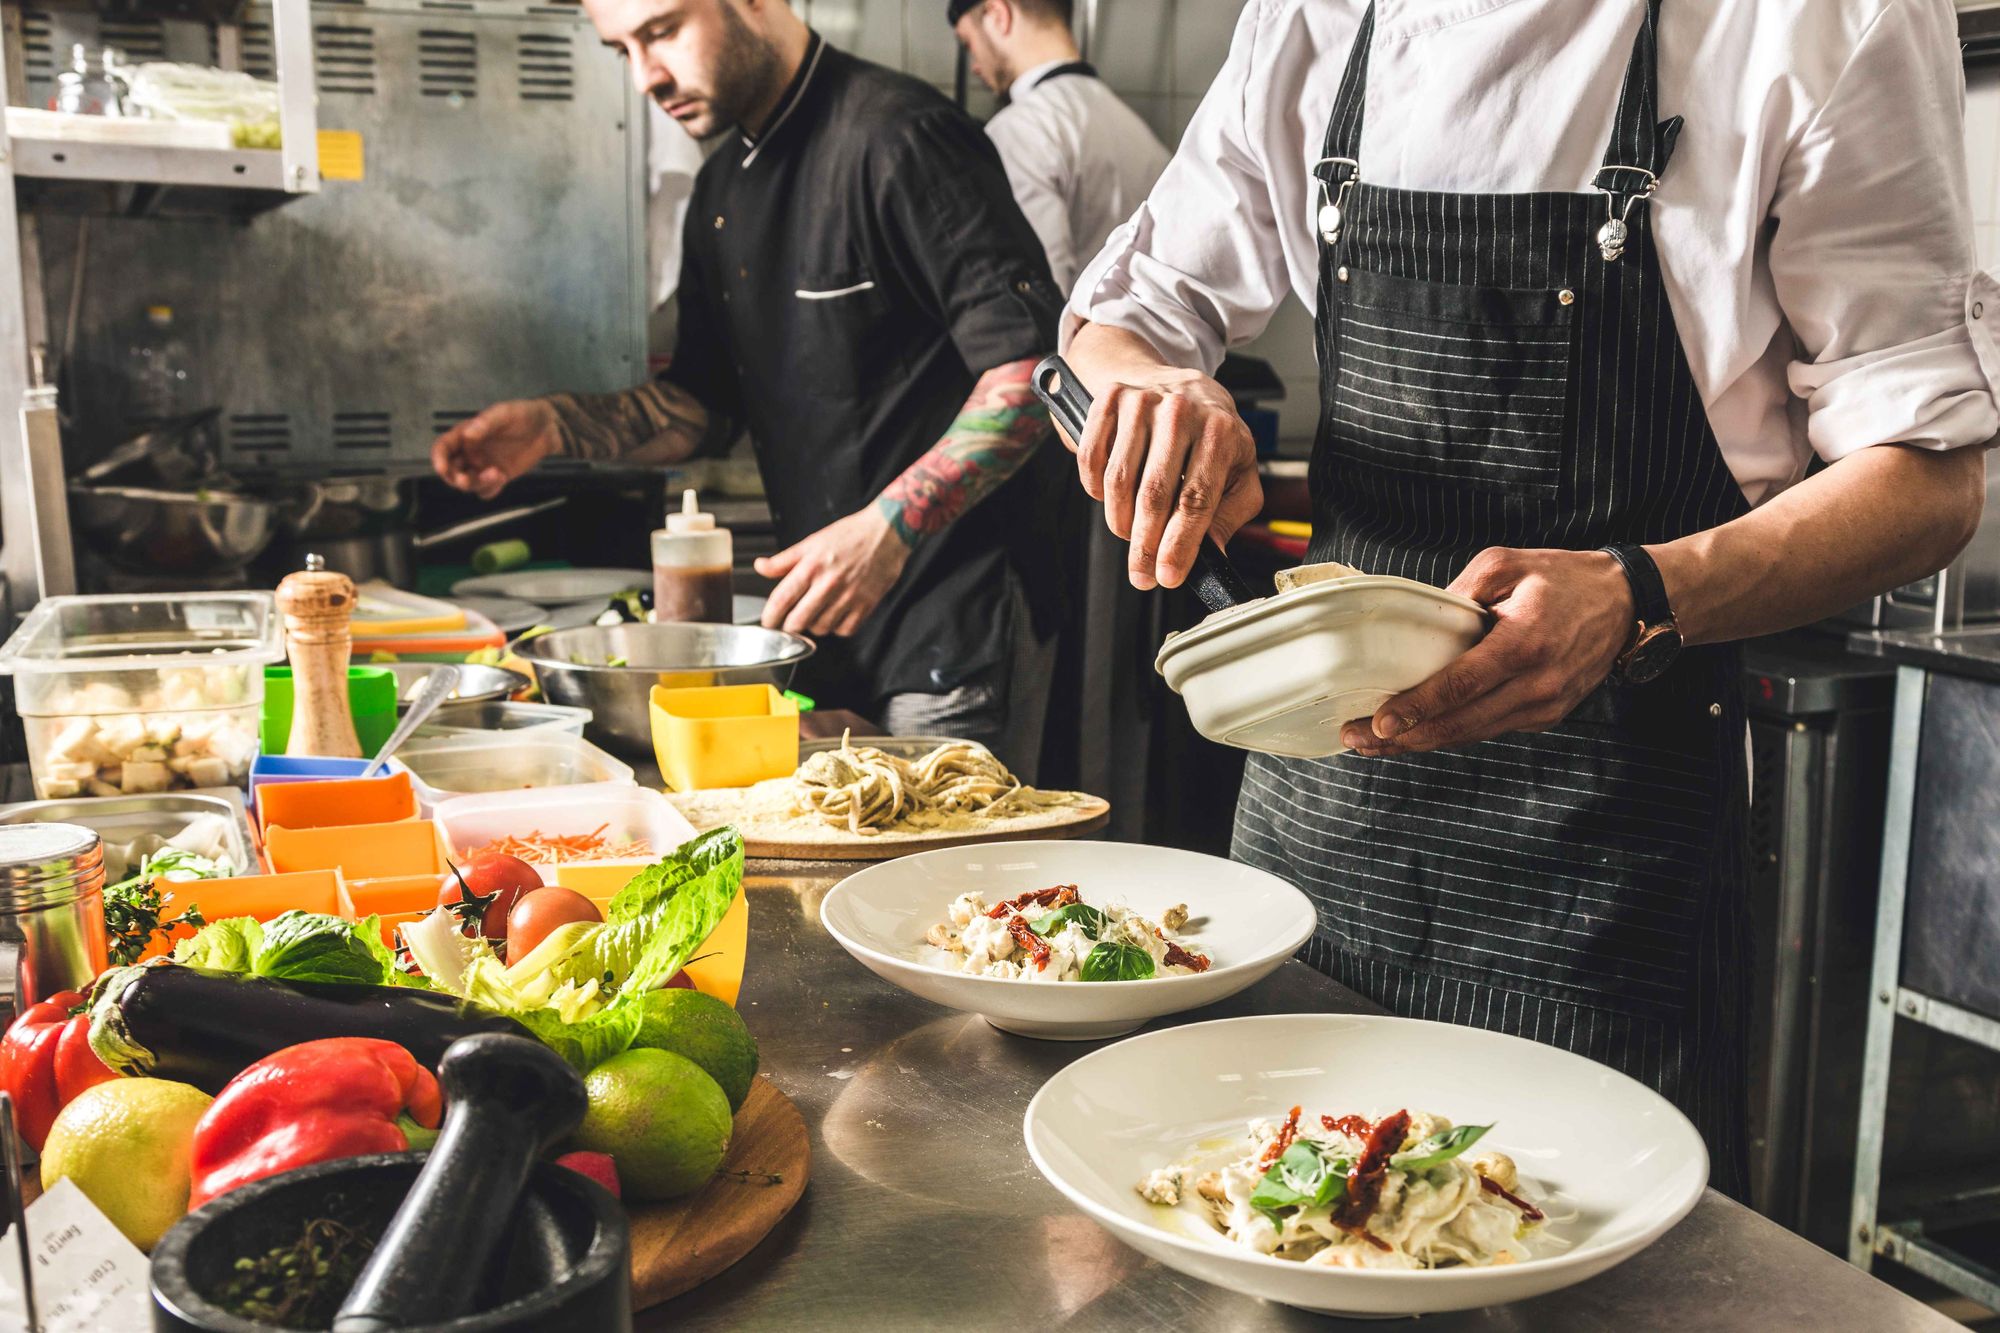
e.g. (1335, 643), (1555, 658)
(1031, 60), (1098, 90)
(1315, 1), (1682, 202)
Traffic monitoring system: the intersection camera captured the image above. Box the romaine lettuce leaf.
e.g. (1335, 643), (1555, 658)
(173, 917), (261, 972)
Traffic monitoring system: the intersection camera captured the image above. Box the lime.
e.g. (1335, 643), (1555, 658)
(574, 1049), (731, 1201)
(42, 1078), (212, 1251)
(634, 988), (760, 1112)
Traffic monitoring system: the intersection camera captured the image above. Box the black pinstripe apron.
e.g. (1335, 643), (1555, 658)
(1231, 0), (1752, 1196)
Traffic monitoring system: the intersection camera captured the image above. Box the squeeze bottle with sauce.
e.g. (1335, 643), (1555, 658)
(652, 489), (734, 624)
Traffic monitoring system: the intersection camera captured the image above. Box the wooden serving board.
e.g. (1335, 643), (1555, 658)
(626, 1075), (811, 1309)
(666, 789), (1111, 862)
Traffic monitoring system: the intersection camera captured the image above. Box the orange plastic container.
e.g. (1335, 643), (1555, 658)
(265, 819), (446, 879)
(342, 874), (443, 947)
(551, 862), (749, 1006)
(257, 772), (418, 833)
(138, 869), (345, 959)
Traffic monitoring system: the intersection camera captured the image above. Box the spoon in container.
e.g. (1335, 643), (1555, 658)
(360, 664), (460, 778)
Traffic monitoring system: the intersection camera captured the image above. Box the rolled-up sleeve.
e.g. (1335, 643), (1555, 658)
(1062, 0), (1291, 372)
(1776, 0), (1999, 459)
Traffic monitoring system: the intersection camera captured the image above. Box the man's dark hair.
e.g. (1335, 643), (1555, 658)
(951, 0), (1074, 26)
(1012, 0), (1075, 23)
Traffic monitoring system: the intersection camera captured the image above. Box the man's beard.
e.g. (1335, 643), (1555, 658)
(672, 1), (782, 141)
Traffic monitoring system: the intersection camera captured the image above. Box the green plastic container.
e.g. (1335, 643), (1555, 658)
(262, 666), (400, 756)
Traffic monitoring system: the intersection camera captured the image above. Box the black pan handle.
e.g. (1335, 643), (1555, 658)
(1032, 354), (1256, 614)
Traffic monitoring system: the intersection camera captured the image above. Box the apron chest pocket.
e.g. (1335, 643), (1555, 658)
(1331, 268), (1576, 495)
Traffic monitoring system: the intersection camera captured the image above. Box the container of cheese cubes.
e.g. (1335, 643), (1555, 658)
(0, 592), (283, 800)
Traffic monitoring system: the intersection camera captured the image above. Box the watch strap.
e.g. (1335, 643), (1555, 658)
(1601, 543), (1672, 628)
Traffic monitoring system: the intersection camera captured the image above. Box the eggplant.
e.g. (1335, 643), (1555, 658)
(88, 965), (534, 1094)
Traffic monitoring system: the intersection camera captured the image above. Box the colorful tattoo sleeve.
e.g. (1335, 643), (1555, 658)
(875, 358), (1051, 549)
(543, 381), (728, 465)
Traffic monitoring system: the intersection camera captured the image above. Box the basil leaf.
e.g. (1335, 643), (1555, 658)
(1032, 903), (1110, 939)
(1390, 1123), (1492, 1172)
(1079, 941), (1155, 982)
(1312, 1164), (1351, 1208)
(1248, 1142), (1349, 1221)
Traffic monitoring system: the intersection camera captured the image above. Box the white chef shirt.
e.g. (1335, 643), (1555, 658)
(987, 59), (1171, 294)
(1067, 0), (2000, 506)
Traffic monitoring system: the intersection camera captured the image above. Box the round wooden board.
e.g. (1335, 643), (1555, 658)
(667, 791), (1112, 862)
(626, 1075), (811, 1309)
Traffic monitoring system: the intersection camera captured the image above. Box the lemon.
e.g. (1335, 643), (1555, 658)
(42, 1078), (212, 1251)
(574, 1049), (731, 1201)
(634, 988), (759, 1112)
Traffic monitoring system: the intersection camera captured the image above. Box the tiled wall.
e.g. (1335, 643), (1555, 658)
(802, 0), (1323, 446)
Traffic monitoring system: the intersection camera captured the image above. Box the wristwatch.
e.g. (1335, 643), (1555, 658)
(1601, 543), (1680, 685)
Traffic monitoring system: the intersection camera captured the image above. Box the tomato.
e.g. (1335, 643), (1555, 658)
(664, 970), (695, 991)
(506, 887), (604, 959)
(437, 851), (543, 945)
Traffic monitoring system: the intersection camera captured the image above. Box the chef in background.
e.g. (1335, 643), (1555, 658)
(1058, 0), (1995, 1195)
(949, 0), (1169, 293)
(433, 0), (1067, 776)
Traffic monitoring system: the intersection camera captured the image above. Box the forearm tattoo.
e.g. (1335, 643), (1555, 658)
(875, 358), (1050, 549)
(543, 381), (718, 465)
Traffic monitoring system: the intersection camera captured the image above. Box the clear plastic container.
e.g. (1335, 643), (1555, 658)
(398, 731), (634, 809)
(434, 784), (694, 867)
(0, 593), (282, 801)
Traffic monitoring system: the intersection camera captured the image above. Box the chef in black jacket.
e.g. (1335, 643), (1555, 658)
(432, 0), (1067, 775)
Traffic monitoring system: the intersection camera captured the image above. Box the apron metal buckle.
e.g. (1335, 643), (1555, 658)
(1594, 166), (1660, 263)
(1313, 156), (1360, 247)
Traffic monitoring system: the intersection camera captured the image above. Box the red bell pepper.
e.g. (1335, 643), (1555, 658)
(0, 989), (117, 1151)
(188, 1038), (444, 1210)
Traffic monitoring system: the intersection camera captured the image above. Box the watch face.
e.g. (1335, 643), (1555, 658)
(1622, 624), (1682, 685)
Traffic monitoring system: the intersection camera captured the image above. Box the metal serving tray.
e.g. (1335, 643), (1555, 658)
(0, 788), (257, 882)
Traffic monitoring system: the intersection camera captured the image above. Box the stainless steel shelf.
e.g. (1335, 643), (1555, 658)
(10, 135), (292, 190)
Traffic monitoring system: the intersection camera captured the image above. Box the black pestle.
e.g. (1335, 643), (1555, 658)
(331, 1034), (588, 1332)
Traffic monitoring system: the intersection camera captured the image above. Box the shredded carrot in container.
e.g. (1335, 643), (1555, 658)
(474, 824), (653, 865)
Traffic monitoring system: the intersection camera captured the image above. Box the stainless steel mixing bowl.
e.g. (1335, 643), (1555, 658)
(516, 623), (814, 756)
(384, 662), (532, 711)
(69, 483), (278, 577)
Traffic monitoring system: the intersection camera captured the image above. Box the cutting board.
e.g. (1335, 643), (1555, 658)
(667, 788), (1111, 861)
(626, 1075), (811, 1308)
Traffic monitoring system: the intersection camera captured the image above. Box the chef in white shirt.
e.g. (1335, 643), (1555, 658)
(949, 0), (1169, 291)
(1057, 0), (1996, 1198)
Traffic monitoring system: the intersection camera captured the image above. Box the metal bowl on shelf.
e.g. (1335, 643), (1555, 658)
(383, 662), (531, 712)
(68, 483), (278, 577)
(516, 623), (814, 756)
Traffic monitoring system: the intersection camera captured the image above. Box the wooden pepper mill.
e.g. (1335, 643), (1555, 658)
(277, 554), (364, 758)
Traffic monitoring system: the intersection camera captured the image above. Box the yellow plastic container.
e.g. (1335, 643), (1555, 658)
(555, 861), (749, 1006)
(649, 684), (799, 794)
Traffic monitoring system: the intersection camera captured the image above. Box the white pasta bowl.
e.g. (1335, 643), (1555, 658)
(819, 840), (1316, 1039)
(1024, 1014), (1708, 1316)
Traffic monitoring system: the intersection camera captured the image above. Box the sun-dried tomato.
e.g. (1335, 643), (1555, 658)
(1162, 941), (1211, 973)
(985, 885), (1079, 919)
(1258, 1105), (1304, 1167)
(1006, 915), (1052, 971)
(1480, 1174), (1545, 1222)
(1333, 1108), (1411, 1230)
(1321, 1114), (1373, 1139)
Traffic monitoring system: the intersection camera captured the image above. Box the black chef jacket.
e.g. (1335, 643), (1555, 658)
(661, 33), (1069, 708)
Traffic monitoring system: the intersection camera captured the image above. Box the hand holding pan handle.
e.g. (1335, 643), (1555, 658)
(1032, 354), (1258, 615)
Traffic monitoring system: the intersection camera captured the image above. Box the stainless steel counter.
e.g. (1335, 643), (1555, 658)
(642, 863), (1959, 1332)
